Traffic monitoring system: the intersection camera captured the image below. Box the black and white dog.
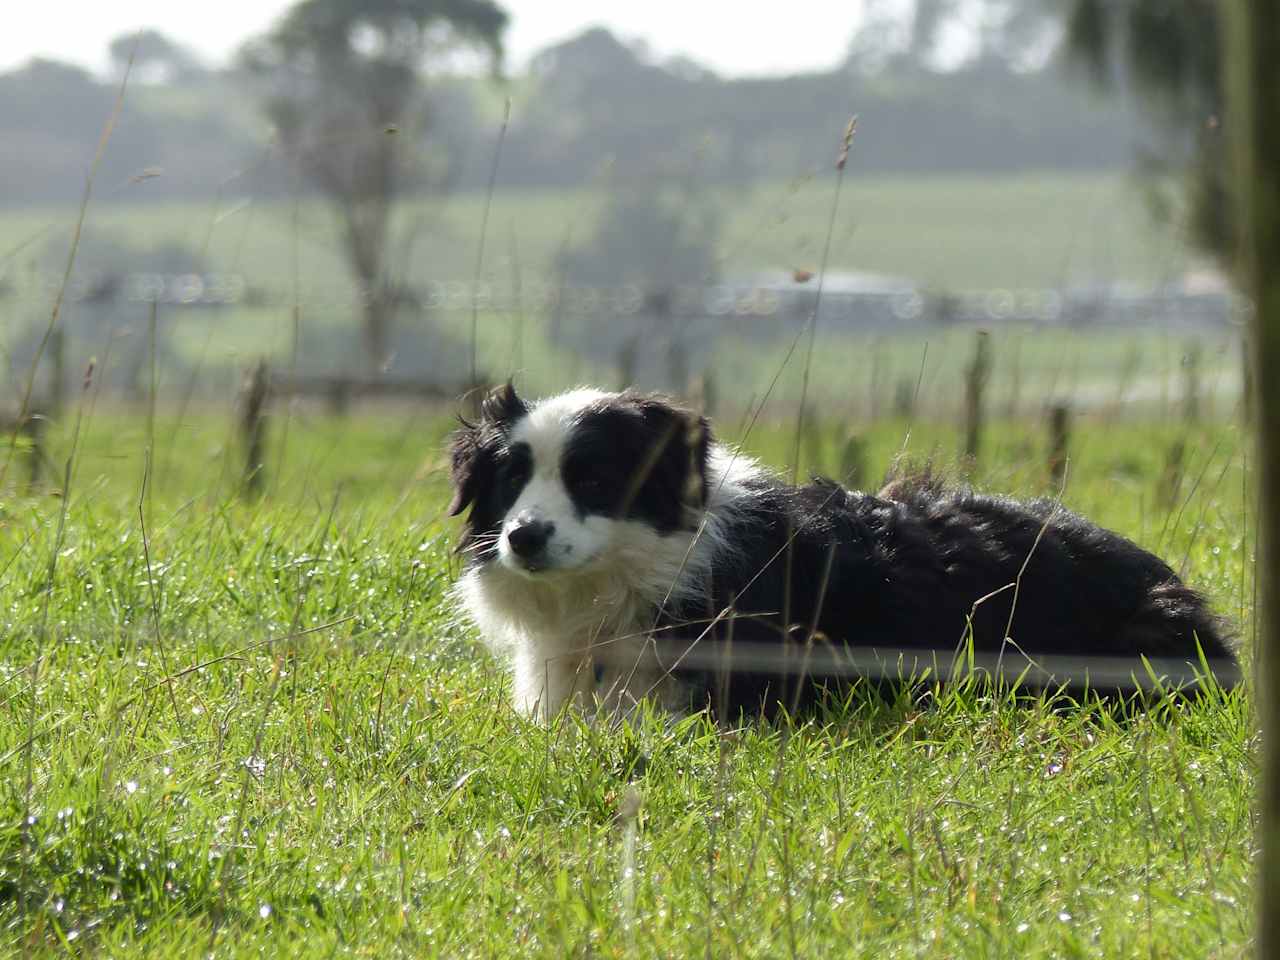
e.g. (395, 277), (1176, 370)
(448, 384), (1236, 721)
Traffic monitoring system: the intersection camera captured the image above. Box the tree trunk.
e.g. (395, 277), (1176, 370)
(239, 360), (270, 499)
(362, 290), (391, 376)
(963, 330), (991, 464)
(1226, 2), (1280, 954)
(338, 188), (391, 376)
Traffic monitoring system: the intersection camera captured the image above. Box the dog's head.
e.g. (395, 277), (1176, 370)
(447, 384), (711, 575)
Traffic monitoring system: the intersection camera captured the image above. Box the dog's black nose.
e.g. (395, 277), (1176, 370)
(507, 518), (555, 559)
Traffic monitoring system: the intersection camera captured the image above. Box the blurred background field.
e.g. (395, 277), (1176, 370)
(2, 171), (1236, 405)
(0, 0), (1243, 417)
(3, 172), (1198, 293)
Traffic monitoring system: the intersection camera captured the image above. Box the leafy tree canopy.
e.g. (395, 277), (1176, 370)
(1064, 0), (1228, 263)
(108, 29), (204, 80)
(247, 0), (506, 74)
(240, 0), (508, 371)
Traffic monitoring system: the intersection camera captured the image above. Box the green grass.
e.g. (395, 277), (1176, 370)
(0, 399), (1256, 957)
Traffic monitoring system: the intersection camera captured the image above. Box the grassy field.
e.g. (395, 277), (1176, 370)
(2, 169), (1240, 432)
(0, 395), (1256, 957)
(3, 171), (1198, 293)
(2, 295), (1246, 430)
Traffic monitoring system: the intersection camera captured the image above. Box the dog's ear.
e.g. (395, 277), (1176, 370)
(480, 381), (527, 428)
(682, 411), (712, 507)
(446, 421), (488, 517)
(626, 392), (713, 509)
(447, 382), (528, 517)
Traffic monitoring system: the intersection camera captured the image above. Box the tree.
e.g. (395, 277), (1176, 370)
(557, 182), (721, 391)
(108, 30), (204, 82)
(0, 59), (161, 203)
(846, 1), (1060, 75)
(1225, 1), (1280, 953)
(1064, 0), (1229, 264)
(242, 0), (507, 373)
(845, 0), (914, 74)
(559, 190), (719, 296)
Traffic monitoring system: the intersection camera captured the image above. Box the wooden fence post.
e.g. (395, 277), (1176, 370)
(1244, 333), (1255, 425)
(893, 377), (915, 420)
(1006, 333), (1022, 419)
(327, 379), (352, 417)
(1158, 438), (1186, 512)
(839, 432), (866, 489)
(49, 327), (66, 422)
(692, 371), (717, 419)
(800, 404), (825, 478)
(1047, 404), (1071, 488)
(239, 361), (270, 498)
(1227, 1), (1280, 953)
(963, 330), (991, 464)
(1110, 339), (1141, 421)
(21, 412), (44, 488)
(869, 336), (886, 421)
(617, 336), (638, 391)
(666, 335), (688, 398)
(1182, 339), (1203, 424)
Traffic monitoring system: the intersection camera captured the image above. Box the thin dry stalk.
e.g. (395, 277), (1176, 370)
(138, 449), (185, 736)
(0, 37), (138, 491)
(469, 98), (512, 396)
(19, 359), (96, 919)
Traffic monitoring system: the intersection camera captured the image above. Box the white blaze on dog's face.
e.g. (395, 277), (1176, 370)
(499, 389), (611, 573)
(448, 385), (710, 577)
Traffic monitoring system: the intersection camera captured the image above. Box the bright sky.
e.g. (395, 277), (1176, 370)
(1, 1), (866, 77)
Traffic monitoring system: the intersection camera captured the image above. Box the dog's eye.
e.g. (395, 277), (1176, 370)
(573, 475), (611, 499)
(565, 464), (616, 509)
(501, 461), (529, 497)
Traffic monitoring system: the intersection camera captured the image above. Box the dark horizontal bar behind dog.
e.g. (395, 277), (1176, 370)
(627, 640), (1241, 694)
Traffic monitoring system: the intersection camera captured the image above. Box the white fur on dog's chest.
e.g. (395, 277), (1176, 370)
(456, 560), (679, 718)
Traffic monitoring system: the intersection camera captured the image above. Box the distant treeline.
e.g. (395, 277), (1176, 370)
(498, 29), (1151, 188)
(0, 26), (1149, 208)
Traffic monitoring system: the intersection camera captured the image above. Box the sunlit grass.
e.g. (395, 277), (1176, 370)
(0, 407), (1255, 957)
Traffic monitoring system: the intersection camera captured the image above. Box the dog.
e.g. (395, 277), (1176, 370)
(447, 384), (1237, 721)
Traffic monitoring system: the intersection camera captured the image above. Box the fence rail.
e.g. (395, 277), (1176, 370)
(3, 272), (1248, 330)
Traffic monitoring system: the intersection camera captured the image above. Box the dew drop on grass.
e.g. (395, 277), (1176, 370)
(259, 903), (272, 919)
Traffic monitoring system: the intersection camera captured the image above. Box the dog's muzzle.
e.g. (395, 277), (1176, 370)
(505, 515), (555, 568)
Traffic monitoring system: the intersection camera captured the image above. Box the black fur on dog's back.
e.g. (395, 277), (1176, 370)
(658, 472), (1234, 718)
